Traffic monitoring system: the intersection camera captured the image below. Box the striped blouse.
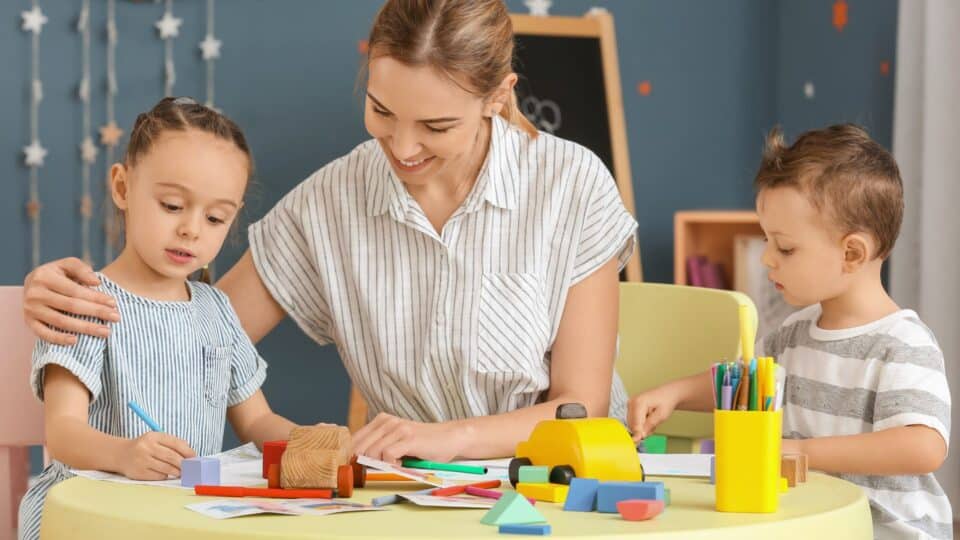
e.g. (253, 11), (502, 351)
(248, 115), (637, 426)
(18, 274), (266, 540)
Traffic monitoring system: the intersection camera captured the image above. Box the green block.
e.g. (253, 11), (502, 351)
(642, 434), (667, 454)
(664, 487), (671, 506)
(518, 465), (550, 484)
(480, 491), (546, 526)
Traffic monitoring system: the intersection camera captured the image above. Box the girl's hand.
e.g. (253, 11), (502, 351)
(23, 257), (120, 345)
(118, 432), (197, 481)
(351, 413), (474, 464)
(627, 386), (680, 441)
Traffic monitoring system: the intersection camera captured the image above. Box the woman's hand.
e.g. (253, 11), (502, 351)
(23, 257), (120, 345)
(351, 413), (474, 464)
(627, 386), (680, 442)
(117, 432), (197, 481)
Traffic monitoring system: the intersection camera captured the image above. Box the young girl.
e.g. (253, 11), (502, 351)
(18, 97), (300, 540)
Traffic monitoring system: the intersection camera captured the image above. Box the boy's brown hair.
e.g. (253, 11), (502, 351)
(754, 124), (904, 260)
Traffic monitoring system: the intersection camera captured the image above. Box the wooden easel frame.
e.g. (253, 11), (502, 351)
(510, 12), (643, 283)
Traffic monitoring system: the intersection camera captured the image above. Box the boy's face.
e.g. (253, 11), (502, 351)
(756, 186), (849, 307)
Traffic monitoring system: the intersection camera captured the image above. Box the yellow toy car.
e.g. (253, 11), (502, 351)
(509, 403), (645, 486)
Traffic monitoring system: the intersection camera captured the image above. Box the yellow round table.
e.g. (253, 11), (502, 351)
(40, 473), (872, 539)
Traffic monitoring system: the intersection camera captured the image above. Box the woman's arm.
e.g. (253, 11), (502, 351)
(226, 390), (298, 450)
(352, 257), (622, 462)
(216, 250), (286, 344)
(783, 425), (947, 475)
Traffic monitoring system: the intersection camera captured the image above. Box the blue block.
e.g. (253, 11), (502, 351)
(562, 478), (599, 512)
(596, 481), (664, 513)
(499, 523), (551, 535)
(182, 457), (220, 487)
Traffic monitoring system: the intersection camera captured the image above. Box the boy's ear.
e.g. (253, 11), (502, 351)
(110, 163), (130, 210)
(841, 232), (873, 273)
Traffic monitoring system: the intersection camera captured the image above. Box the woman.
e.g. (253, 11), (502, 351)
(22, 0), (637, 463)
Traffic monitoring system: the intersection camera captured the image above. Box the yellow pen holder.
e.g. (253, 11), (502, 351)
(714, 409), (782, 513)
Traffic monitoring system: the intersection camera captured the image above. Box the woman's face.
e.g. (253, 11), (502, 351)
(365, 56), (489, 187)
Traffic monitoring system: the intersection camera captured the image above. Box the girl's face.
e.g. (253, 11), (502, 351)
(111, 129), (248, 281)
(364, 56), (490, 187)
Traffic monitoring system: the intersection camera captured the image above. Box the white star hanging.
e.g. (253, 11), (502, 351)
(524, 0), (552, 16)
(78, 77), (90, 103)
(77, 4), (89, 32)
(199, 35), (222, 60)
(80, 137), (98, 164)
(155, 12), (183, 40)
(21, 6), (48, 34)
(23, 141), (48, 168)
(804, 81), (816, 99)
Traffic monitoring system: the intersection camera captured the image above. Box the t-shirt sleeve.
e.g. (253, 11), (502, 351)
(210, 288), (268, 407)
(30, 322), (107, 402)
(570, 157), (639, 285)
(248, 177), (335, 346)
(872, 342), (951, 448)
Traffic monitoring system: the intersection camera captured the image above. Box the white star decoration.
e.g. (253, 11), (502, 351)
(23, 141), (47, 168)
(78, 77), (90, 102)
(21, 6), (48, 34)
(804, 81), (816, 99)
(77, 4), (89, 32)
(524, 0), (552, 16)
(155, 12), (183, 39)
(80, 137), (98, 164)
(199, 35), (222, 60)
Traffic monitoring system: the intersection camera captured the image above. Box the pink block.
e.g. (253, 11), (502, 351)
(617, 499), (665, 521)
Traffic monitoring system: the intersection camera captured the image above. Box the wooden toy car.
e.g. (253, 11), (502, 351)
(280, 425), (364, 497)
(509, 403), (644, 486)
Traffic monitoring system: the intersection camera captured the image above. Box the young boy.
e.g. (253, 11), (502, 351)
(628, 124), (951, 540)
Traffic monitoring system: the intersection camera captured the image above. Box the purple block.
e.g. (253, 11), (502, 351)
(182, 457), (220, 487)
(699, 439), (715, 454)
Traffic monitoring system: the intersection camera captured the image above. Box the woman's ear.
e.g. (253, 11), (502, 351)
(110, 163), (130, 210)
(841, 232), (873, 273)
(485, 72), (519, 117)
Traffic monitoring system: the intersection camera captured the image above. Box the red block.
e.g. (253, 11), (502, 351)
(617, 499), (665, 521)
(263, 440), (288, 478)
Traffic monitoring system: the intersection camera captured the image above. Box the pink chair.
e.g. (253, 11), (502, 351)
(0, 287), (44, 539)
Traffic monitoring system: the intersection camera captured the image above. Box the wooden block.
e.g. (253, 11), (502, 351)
(617, 499), (664, 521)
(518, 465), (550, 484)
(783, 453), (808, 484)
(281, 425), (352, 489)
(781, 455), (799, 487)
(516, 482), (569, 503)
(798, 454), (808, 482)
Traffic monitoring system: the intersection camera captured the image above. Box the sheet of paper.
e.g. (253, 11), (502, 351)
(186, 498), (383, 519)
(398, 493), (497, 509)
(638, 453), (712, 477)
(357, 456), (511, 485)
(72, 442), (265, 489)
(355, 455), (448, 486)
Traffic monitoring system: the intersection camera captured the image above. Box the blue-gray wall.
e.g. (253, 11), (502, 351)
(3, 1), (896, 461)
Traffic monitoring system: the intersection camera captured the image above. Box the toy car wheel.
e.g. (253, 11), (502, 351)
(508, 457), (532, 487)
(351, 457), (366, 488)
(549, 464), (576, 485)
(337, 464), (354, 498)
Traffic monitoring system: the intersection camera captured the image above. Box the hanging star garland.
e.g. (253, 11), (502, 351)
(21, 6), (48, 34)
(157, 1), (181, 96)
(22, 2), (46, 268)
(23, 141), (47, 168)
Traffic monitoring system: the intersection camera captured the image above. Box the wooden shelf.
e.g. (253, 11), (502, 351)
(674, 211), (762, 286)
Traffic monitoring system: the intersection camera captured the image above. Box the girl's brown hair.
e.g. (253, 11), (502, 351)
(119, 97), (254, 283)
(365, 0), (538, 138)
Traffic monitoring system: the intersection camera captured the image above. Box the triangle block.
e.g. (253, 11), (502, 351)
(480, 491), (546, 526)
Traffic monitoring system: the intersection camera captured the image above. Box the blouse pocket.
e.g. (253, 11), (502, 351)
(476, 273), (551, 373)
(203, 344), (233, 407)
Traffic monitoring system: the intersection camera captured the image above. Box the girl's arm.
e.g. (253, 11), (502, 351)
(216, 250), (286, 344)
(783, 425), (947, 475)
(353, 257), (623, 462)
(43, 365), (196, 479)
(226, 390), (298, 450)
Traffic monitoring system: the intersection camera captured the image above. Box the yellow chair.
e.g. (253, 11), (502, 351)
(616, 282), (758, 451)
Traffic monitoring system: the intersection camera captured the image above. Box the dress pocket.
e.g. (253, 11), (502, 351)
(203, 345), (232, 407)
(476, 273), (551, 373)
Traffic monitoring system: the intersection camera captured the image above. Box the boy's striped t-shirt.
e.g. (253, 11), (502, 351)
(760, 304), (952, 540)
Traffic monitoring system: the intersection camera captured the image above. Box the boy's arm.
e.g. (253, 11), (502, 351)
(44, 365), (194, 478)
(784, 425), (947, 475)
(627, 368), (715, 440)
(227, 390), (298, 450)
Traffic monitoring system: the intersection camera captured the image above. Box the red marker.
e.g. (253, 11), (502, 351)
(430, 480), (501, 497)
(194, 485), (333, 499)
(465, 486), (536, 505)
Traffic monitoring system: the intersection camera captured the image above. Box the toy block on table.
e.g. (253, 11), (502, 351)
(481, 491), (546, 526)
(181, 457), (220, 487)
(267, 464), (281, 489)
(617, 499), (664, 521)
(596, 481), (665, 513)
(782, 453), (808, 485)
(709, 455), (715, 485)
(562, 478), (599, 512)
(518, 466), (549, 484)
(499, 523), (551, 536)
(516, 483), (569, 503)
(639, 434), (667, 454)
(262, 440), (287, 478)
(697, 438), (715, 454)
(281, 425), (351, 489)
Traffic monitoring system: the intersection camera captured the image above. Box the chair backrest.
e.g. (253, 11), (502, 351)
(0, 286), (44, 446)
(616, 282), (757, 439)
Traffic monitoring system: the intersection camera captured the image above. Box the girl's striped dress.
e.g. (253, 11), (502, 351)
(18, 274), (266, 540)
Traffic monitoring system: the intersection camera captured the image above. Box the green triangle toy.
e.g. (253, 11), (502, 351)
(480, 491), (547, 526)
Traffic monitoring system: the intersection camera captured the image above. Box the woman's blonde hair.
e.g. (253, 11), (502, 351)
(365, 0), (538, 138)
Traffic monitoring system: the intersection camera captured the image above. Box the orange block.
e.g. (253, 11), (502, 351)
(617, 499), (664, 521)
(262, 440), (287, 478)
(267, 464), (281, 489)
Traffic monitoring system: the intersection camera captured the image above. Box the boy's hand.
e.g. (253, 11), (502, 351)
(627, 387), (680, 442)
(118, 432), (197, 480)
